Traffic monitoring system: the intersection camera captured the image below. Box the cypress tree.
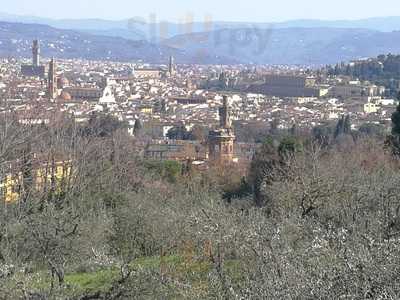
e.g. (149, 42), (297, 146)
(387, 93), (400, 156)
(343, 115), (352, 134)
(334, 115), (351, 139)
(133, 119), (143, 135)
(334, 116), (345, 139)
(391, 93), (400, 136)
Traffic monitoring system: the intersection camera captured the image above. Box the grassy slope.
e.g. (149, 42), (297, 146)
(4, 256), (242, 298)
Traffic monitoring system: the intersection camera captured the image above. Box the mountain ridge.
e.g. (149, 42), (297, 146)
(2, 20), (400, 65)
(0, 21), (238, 64)
(0, 21), (179, 63)
(2, 13), (400, 41)
(163, 27), (400, 65)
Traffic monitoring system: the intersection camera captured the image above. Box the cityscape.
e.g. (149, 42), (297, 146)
(1, 38), (398, 167)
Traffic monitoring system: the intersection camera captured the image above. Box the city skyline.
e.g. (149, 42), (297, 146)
(1, 0), (400, 22)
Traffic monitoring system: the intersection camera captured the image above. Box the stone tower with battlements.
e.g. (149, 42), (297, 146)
(48, 58), (57, 100)
(32, 40), (40, 67)
(208, 95), (235, 163)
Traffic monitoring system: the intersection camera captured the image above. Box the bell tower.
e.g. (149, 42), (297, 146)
(48, 58), (57, 100)
(32, 40), (40, 67)
(208, 95), (235, 163)
(168, 55), (175, 76)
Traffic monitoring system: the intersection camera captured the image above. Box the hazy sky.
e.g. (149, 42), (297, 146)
(2, 0), (400, 22)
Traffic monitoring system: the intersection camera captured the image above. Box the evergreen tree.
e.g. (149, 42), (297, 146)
(334, 115), (351, 139)
(278, 136), (302, 159)
(312, 122), (336, 147)
(21, 141), (33, 202)
(387, 93), (400, 156)
(249, 142), (280, 207)
(167, 125), (190, 140)
(133, 119), (143, 135)
(343, 115), (352, 134)
(392, 93), (400, 136)
(334, 116), (345, 139)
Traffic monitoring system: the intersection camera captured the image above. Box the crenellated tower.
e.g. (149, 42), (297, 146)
(208, 95), (235, 163)
(32, 40), (40, 67)
(48, 58), (57, 100)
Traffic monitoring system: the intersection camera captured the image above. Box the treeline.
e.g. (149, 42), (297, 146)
(327, 53), (400, 96)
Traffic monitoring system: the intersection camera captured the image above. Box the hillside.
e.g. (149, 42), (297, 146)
(3, 13), (400, 38)
(2, 20), (400, 65)
(0, 21), (240, 64)
(0, 21), (180, 63)
(163, 27), (400, 65)
(327, 53), (400, 96)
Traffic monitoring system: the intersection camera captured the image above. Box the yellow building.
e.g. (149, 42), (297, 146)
(364, 102), (379, 114)
(0, 160), (72, 203)
(1, 174), (21, 203)
(139, 105), (153, 114)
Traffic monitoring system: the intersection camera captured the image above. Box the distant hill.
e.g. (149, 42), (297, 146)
(163, 28), (400, 65)
(273, 16), (400, 32)
(327, 53), (400, 96)
(3, 20), (400, 65)
(0, 21), (175, 62)
(3, 13), (400, 41)
(3, 13), (400, 65)
(0, 21), (235, 64)
(3, 13), (400, 38)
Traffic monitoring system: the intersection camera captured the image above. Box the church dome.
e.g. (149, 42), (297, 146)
(60, 91), (72, 101)
(57, 76), (70, 89)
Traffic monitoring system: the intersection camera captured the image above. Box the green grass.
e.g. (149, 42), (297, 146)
(65, 268), (118, 294)
(4, 255), (242, 298)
